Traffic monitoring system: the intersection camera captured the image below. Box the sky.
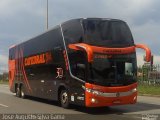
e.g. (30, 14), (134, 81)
(0, 0), (160, 73)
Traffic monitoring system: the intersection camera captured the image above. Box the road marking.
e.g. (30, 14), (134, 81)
(0, 104), (9, 108)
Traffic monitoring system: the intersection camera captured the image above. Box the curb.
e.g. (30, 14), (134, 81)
(139, 94), (160, 97)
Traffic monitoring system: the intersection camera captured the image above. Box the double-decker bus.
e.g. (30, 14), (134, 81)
(9, 18), (151, 108)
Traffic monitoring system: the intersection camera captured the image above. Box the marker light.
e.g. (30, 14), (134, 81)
(131, 88), (137, 93)
(91, 98), (98, 103)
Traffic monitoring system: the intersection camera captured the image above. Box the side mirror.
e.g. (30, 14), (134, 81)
(136, 44), (151, 62)
(68, 43), (152, 63)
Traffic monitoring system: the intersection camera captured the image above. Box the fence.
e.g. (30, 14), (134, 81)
(0, 72), (8, 82)
(138, 64), (160, 86)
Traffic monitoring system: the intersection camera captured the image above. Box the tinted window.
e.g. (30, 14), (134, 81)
(9, 48), (16, 60)
(68, 50), (87, 80)
(89, 53), (137, 86)
(9, 49), (13, 60)
(82, 19), (134, 47)
(62, 20), (84, 46)
(23, 27), (63, 57)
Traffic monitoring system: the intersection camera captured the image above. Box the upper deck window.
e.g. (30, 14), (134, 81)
(82, 19), (134, 47)
(62, 20), (83, 46)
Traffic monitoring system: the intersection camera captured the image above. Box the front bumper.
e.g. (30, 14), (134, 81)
(85, 83), (137, 107)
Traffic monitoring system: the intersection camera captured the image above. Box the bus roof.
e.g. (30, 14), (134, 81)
(9, 18), (125, 49)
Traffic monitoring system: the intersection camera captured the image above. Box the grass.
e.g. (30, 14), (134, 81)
(138, 84), (160, 96)
(0, 80), (9, 85)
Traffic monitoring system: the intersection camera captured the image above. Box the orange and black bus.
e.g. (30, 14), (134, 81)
(9, 18), (151, 108)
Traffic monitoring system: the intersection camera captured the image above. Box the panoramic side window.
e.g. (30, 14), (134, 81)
(62, 20), (86, 81)
(62, 20), (84, 45)
(68, 50), (87, 80)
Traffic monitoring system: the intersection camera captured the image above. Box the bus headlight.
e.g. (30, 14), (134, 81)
(86, 88), (103, 95)
(86, 88), (92, 93)
(92, 90), (103, 95)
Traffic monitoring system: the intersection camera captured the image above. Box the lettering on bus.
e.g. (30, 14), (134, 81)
(94, 54), (112, 59)
(103, 49), (122, 54)
(25, 52), (53, 66)
(45, 52), (52, 63)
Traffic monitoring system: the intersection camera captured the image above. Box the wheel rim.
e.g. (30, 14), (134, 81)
(61, 92), (68, 104)
(21, 91), (24, 97)
(16, 88), (20, 96)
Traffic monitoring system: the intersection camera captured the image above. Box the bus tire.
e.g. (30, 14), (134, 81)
(16, 87), (21, 98)
(60, 89), (70, 108)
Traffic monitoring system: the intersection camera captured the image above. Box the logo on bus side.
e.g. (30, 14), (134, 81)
(24, 52), (52, 66)
(116, 92), (120, 97)
(56, 68), (63, 79)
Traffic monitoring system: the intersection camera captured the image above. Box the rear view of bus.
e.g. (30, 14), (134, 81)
(62, 18), (151, 107)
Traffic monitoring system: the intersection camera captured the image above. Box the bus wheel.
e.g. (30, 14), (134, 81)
(20, 86), (26, 99)
(16, 87), (21, 97)
(60, 90), (69, 108)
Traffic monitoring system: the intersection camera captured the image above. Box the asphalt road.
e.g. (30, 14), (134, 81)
(0, 84), (160, 120)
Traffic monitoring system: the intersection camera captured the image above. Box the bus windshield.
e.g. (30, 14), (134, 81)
(82, 19), (134, 47)
(88, 53), (137, 86)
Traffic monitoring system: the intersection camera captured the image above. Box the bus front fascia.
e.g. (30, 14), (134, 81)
(68, 43), (151, 107)
(68, 43), (151, 62)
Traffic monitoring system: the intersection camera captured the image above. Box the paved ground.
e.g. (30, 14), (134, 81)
(0, 84), (160, 120)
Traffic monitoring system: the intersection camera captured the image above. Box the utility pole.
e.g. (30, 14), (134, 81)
(46, 0), (49, 30)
